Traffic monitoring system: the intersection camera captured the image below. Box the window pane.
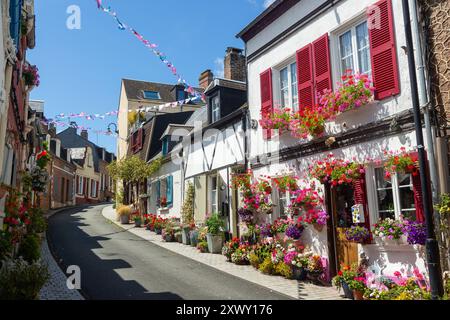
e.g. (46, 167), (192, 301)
(290, 63), (298, 110)
(375, 168), (395, 220)
(280, 67), (289, 108)
(397, 173), (416, 220)
(356, 21), (371, 75)
(339, 31), (354, 74)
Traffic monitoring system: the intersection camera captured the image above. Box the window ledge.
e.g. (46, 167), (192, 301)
(360, 243), (425, 253)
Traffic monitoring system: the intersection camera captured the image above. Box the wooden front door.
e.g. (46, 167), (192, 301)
(331, 184), (359, 269)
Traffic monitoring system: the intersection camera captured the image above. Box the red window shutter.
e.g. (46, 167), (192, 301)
(297, 43), (314, 110)
(76, 176), (79, 194)
(412, 173), (425, 223)
(260, 68), (273, 140)
(353, 173), (371, 230)
(312, 34), (332, 102)
(368, 0), (400, 100)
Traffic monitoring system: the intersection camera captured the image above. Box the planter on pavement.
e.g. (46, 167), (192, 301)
(206, 233), (223, 254)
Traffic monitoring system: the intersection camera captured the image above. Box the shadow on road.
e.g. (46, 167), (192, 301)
(47, 205), (183, 300)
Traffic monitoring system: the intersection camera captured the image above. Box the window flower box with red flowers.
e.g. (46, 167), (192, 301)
(288, 188), (322, 216)
(319, 70), (375, 115)
(289, 106), (327, 140)
(259, 108), (292, 135)
(272, 175), (298, 193)
(309, 153), (365, 186)
(383, 148), (419, 179)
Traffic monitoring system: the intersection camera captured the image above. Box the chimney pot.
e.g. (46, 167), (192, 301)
(81, 129), (88, 140)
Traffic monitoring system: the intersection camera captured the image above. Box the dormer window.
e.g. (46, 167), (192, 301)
(162, 136), (169, 156)
(211, 95), (220, 122)
(176, 88), (187, 101)
(143, 90), (161, 100)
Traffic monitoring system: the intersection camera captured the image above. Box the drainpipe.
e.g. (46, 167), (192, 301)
(409, 0), (441, 225)
(402, 0), (444, 298)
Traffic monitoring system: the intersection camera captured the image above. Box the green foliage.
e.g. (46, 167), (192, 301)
(205, 213), (225, 235)
(27, 208), (47, 234)
(18, 235), (41, 263)
(274, 262), (293, 279)
(197, 240), (209, 253)
(0, 231), (13, 261)
(107, 157), (162, 184)
(181, 182), (195, 224)
(248, 253), (261, 269)
(0, 257), (49, 300)
(259, 257), (275, 275)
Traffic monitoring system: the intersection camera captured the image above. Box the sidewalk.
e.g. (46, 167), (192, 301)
(39, 238), (84, 300)
(102, 206), (345, 300)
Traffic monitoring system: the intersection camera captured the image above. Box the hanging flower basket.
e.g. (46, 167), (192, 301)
(309, 153), (365, 186)
(313, 223), (324, 232)
(383, 148), (419, 179)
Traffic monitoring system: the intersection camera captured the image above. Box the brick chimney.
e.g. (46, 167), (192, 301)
(224, 47), (246, 82)
(81, 129), (88, 140)
(199, 69), (214, 90)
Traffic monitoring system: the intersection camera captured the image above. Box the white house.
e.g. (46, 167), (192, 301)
(237, 0), (435, 279)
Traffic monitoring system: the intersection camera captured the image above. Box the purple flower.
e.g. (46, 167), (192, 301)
(404, 222), (426, 245)
(238, 208), (254, 223)
(285, 225), (304, 240)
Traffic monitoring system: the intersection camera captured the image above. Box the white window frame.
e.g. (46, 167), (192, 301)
(78, 176), (84, 195)
(330, 12), (372, 90)
(367, 165), (417, 226)
(273, 58), (298, 111)
(209, 175), (218, 214)
(211, 95), (220, 123)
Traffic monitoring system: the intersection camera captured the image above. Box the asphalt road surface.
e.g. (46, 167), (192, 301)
(46, 205), (292, 300)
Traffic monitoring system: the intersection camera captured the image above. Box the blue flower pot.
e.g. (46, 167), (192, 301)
(342, 280), (354, 300)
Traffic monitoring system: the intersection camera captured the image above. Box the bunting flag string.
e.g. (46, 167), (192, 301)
(40, 119), (117, 137)
(45, 95), (202, 124)
(95, 0), (204, 100)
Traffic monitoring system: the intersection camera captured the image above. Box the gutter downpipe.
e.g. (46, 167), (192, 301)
(409, 0), (441, 227)
(402, 0), (444, 298)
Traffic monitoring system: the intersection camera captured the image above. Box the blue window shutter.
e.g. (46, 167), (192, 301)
(162, 137), (168, 156)
(167, 176), (173, 206)
(9, 0), (22, 51)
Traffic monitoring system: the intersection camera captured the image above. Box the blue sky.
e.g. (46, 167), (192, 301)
(28, 0), (274, 154)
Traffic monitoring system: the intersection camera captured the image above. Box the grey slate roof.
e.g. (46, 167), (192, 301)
(122, 79), (204, 102)
(57, 127), (115, 172)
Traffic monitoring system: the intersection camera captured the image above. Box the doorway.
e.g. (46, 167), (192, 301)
(328, 183), (359, 274)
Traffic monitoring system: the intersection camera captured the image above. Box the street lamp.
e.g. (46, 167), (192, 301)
(107, 123), (119, 135)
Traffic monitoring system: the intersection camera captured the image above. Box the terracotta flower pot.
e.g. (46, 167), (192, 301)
(353, 290), (365, 301)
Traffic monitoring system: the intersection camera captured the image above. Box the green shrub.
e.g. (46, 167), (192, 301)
(197, 240), (209, 253)
(0, 231), (13, 261)
(259, 257), (274, 275)
(28, 209), (47, 234)
(0, 257), (49, 300)
(248, 253), (261, 269)
(205, 213), (225, 235)
(274, 262), (293, 279)
(18, 235), (41, 263)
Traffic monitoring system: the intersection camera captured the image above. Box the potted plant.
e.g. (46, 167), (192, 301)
(306, 255), (324, 285)
(231, 245), (250, 265)
(347, 277), (367, 300)
(197, 240), (209, 253)
(189, 228), (199, 247)
(134, 215), (142, 228)
(285, 249), (311, 281)
(205, 214), (225, 254)
(272, 219), (289, 241)
(345, 225), (371, 243)
(175, 231), (183, 243)
(222, 238), (240, 262)
(373, 218), (406, 245)
(332, 265), (360, 300)
(117, 206), (131, 224)
(182, 223), (194, 245)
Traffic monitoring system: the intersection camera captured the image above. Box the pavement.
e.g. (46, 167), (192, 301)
(102, 205), (345, 300)
(39, 238), (84, 300)
(46, 204), (293, 300)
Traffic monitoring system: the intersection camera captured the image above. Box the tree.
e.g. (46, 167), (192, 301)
(107, 156), (161, 207)
(181, 182), (195, 225)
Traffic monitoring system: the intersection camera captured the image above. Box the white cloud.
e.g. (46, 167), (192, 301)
(263, 0), (276, 9)
(214, 57), (224, 78)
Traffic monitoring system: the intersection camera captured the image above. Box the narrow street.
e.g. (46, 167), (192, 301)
(46, 205), (291, 300)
